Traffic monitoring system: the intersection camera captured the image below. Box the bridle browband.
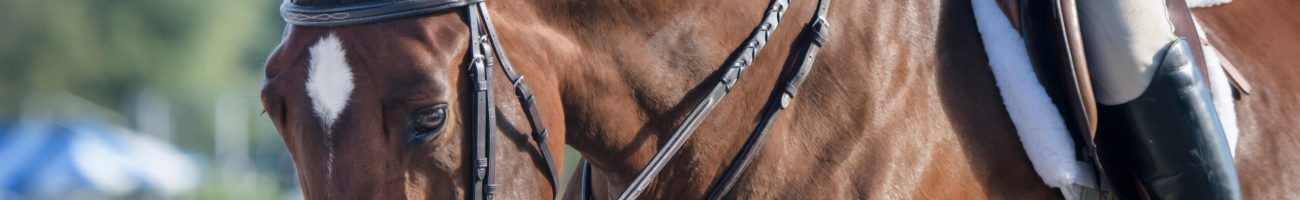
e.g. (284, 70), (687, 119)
(281, 0), (559, 199)
(281, 0), (481, 27)
(279, 0), (831, 199)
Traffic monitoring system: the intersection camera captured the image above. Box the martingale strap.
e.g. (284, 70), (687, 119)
(704, 0), (831, 198)
(610, 0), (832, 199)
(615, 0), (791, 198)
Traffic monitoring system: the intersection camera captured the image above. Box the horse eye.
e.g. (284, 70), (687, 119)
(413, 106), (448, 133)
(405, 105), (448, 145)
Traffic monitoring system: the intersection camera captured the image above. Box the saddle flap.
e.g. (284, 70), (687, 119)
(1018, 0), (1098, 146)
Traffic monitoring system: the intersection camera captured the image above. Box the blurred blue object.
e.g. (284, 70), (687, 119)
(0, 117), (201, 199)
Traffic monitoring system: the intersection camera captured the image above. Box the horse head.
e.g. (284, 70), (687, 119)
(260, 0), (562, 198)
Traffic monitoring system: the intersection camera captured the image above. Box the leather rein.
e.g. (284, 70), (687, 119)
(593, 0), (833, 199)
(279, 0), (831, 199)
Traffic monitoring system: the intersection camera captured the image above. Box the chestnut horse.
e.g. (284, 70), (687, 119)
(261, 2), (565, 198)
(1193, 0), (1300, 198)
(259, 0), (1299, 199)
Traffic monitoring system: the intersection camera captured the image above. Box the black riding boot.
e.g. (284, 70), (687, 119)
(1096, 38), (1241, 200)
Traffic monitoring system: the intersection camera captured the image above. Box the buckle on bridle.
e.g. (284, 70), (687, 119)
(808, 17), (830, 45)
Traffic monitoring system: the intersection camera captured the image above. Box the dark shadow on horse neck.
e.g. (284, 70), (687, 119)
(534, 0), (693, 30)
(542, 0), (811, 195)
(493, 107), (557, 187)
(931, 0), (1057, 197)
(552, 0), (748, 171)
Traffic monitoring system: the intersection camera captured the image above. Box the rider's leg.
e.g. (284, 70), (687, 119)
(1077, 0), (1241, 199)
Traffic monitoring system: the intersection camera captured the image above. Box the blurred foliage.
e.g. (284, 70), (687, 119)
(0, 0), (295, 198)
(0, 0), (282, 110)
(0, 1), (589, 198)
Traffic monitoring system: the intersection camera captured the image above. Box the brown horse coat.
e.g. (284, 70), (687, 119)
(1195, 0), (1300, 198)
(546, 0), (1053, 198)
(262, 0), (1299, 199)
(263, 8), (564, 199)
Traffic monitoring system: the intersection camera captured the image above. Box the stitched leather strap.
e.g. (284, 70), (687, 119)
(616, 0), (795, 199)
(704, 0), (831, 198)
(281, 0), (482, 27)
(465, 3), (495, 199)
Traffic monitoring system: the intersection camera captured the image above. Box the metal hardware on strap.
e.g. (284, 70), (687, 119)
(808, 17), (829, 45)
(466, 3), (495, 200)
(779, 94), (792, 108)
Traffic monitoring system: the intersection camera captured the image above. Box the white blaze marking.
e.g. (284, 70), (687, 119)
(306, 33), (355, 130)
(307, 33), (352, 180)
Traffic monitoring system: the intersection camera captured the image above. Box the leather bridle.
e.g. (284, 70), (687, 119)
(279, 0), (831, 199)
(599, 0), (831, 199)
(282, 0), (558, 199)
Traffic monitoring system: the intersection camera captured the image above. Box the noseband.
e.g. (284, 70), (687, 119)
(279, 0), (831, 199)
(281, 0), (558, 199)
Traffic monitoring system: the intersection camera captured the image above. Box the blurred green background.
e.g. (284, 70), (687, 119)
(0, 0), (293, 199)
(0, 0), (582, 199)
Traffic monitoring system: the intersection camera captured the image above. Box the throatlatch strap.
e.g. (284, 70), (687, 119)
(703, 0), (831, 199)
(476, 3), (561, 198)
(466, 3), (494, 200)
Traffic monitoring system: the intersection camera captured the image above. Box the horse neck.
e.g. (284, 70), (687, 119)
(490, 1), (727, 122)
(512, 0), (815, 188)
